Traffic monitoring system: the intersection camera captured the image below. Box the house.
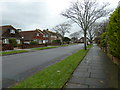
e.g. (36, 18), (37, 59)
(78, 37), (89, 43)
(20, 29), (45, 44)
(0, 25), (22, 44)
(41, 30), (49, 44)
(43, 29), (62, 44)
(71, 37), (79, 43)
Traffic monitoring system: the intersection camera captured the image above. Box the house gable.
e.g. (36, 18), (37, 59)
(0, 25), (22, 39)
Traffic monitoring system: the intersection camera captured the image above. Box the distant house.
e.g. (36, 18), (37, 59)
(42, 30), (49, 43)
(71, 37), (78, 43)
(20, 29), (44, 44)
(78, 37), (89, 43)
(0, 25), (22, 44)
(43, 29), (62, 43)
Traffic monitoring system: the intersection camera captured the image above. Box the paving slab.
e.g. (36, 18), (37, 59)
(66, 44), (119, 88)
(66, 83), (89, 88)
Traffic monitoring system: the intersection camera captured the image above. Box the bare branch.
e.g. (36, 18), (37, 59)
(61, 0), (111, 49)
(52, 22), (72, 37)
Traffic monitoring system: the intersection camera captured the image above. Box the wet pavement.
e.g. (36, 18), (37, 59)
(66, 44), (119, 88)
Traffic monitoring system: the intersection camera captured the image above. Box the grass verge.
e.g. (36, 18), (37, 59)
(87, 44), (93, 49)
(0, 50), (28, 55)
(11, 44), (92, 88)
(32, 46), (58, 50)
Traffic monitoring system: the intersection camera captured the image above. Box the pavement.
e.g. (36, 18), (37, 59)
(2, 44), (84, 88)
(66, 44), (119, 88)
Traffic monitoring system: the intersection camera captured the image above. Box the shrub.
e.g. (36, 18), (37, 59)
(63, 37), (71, 44)
(52, 40), (61, 44)
(2, 44), (14, 51)
(9, 38), (17, 47)
(100, 32), (107, 48)
(107, 7), (120, 58)
(30, 41), (38, 45)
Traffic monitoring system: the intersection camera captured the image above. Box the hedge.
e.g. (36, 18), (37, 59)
(100, 32), (107, 48)
(30, 41), (38, 45)
(107, 7), (120, 58)
(9, 38), (17, 47)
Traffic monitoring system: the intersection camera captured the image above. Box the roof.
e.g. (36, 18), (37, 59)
(0, 25), (16, 34)
(0, 25), (22, 39)
(20, 29), (44, 40)
(20, 31), (35, 40)
(43, 29), (62, 37)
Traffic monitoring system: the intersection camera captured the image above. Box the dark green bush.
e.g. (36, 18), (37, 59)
(107, 7), (120, 58)
(9, 38), (17, 47)
(52, 40), (61, 44)
(30, 41), (38, 45)
(100, 32), (107, 48)
(63, 37), (71, 44)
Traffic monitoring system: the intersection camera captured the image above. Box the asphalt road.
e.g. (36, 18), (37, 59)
(2, 44), (84, 88)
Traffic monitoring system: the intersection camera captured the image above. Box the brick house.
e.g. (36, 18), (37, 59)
(43, 29), (63, 44)
(0, 25), (22, 44)
(20, 29), (45, 44)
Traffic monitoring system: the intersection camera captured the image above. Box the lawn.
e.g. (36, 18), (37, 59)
(32, 46), (58, 50)
(12, 44), (92, 88)
(87, 44), (93, 48)
(0, 50), (28, 55)
(32, 43), (79, 50)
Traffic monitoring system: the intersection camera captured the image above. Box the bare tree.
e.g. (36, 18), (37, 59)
(52, 22), (71, 37)
(70, 31), (80, 38)
(87, 23), (98, 43)
(70, 31), (81, 43)
(61, 0), (111, 50)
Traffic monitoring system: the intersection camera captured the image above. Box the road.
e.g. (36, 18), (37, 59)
(2, 44), (84, 88)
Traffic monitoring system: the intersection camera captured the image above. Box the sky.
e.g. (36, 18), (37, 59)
(0, 0), (119, 37)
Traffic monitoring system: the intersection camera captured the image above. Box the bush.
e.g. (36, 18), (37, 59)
(100, 32), (107, 48)
(30, 41), (38, 45)
(52, 40), (61, 44)
(63, 37), (71, 44)
(9, 38), (17, 47)
(107, 7), (120, 58)
(2, 44), (14, 51)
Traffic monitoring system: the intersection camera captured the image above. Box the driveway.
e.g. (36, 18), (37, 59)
(2, 44), (84, 88)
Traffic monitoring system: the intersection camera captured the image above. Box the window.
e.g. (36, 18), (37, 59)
(34, 40), (37, 41)
(51, 36), (54, 38)
(10, 30), (15, 34)
(46, 35), (48, 37)
(43, 40), (46, 43)
(36, 33), (39, 36)
(17, 40), (20, 44)
(46, 40), (48, 42)
(3, 39), (9, 44)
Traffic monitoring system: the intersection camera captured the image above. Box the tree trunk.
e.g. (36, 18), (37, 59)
(84, 30), (87, 50)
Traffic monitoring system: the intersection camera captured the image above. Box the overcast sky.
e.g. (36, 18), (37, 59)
(0, 0), (119, 37)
